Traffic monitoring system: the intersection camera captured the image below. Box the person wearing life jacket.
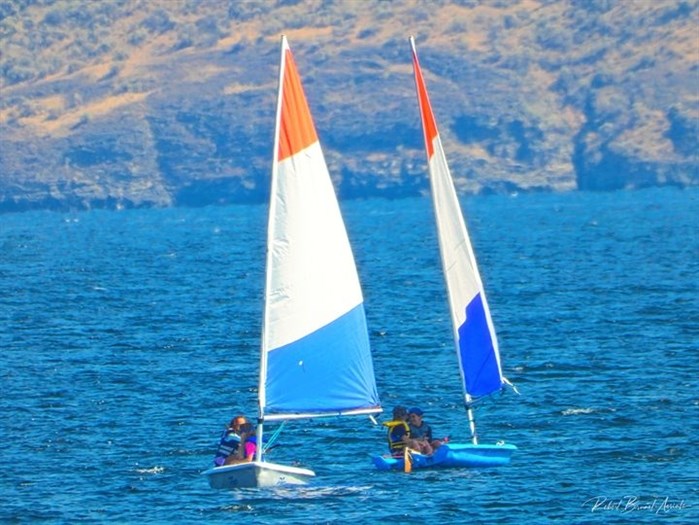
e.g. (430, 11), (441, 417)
(383, 406), (411, 457)
(224, 422), (258, 464)
(213, 415), (247, 466)
(407, 407), (443, 455)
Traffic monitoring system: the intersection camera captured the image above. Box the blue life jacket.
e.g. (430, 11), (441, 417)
(213, 430), (241, 466)
(409, 422), (433, 441)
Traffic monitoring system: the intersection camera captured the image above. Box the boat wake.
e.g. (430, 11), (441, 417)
(231, 484), (373, 501)
(561, 407), (598, 416)
(135, 466), (165, 474)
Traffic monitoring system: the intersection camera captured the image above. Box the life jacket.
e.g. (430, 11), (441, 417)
(383, 420), (410, 455)
(409, 422), (433, 441)
(213, 430), (241, 466)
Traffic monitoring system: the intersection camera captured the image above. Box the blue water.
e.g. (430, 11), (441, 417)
(1, 187), (697, 523)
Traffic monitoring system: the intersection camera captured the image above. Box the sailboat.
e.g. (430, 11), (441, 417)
(373, 37), (517, 472)
(204, 35), (382, 489)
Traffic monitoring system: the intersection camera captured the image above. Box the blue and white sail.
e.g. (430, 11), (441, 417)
(259, 36), (381, 422)
(409, 37), (508, 406)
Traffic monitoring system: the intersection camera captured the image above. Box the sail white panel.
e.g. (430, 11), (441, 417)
(428, 137), (504, 397)
(428, 137), (482, 326)
(266, 141), (363, 352)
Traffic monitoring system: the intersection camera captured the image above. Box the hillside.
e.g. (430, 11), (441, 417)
(0, 0), (697, 212)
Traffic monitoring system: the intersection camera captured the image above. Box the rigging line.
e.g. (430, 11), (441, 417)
(503, 376), (520, 395)
(262, 421), (286, 453)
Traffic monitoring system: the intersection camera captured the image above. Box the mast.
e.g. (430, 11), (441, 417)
(256, 34), (288, 462)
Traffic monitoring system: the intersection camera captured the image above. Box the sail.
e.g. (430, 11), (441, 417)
(409, 37), (504, 399)
(259, 36), (381, 420)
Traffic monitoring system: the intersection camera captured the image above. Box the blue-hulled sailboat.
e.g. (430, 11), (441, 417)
(373, 36), (517, 472)
(205, 35), (382, 489)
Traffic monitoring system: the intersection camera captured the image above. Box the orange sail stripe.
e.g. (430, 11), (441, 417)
(278, 49), (318, 161)
(412, 51), (438, 160)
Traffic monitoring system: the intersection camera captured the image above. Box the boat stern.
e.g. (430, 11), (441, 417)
(372, 442), (517, 471)
(204, 461), (315, 489)
(437, 442), (517, 467)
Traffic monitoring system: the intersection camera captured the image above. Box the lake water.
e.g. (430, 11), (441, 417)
(1, 187), (697, 523)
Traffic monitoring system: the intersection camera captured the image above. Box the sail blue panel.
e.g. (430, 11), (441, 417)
(457, 293), (502, 398)
(265, 303), (380, 415)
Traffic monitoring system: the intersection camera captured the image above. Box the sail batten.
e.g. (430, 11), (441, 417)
(264, 407), (382, 422)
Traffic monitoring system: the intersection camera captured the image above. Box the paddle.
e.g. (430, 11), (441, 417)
(403, 447), (412, 473)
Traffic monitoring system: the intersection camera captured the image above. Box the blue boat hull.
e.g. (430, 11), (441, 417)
(372, 443), (517, 471)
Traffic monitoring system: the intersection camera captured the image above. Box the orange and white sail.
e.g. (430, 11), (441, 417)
(409, 36), (506, 402)
(258, 36), (380, 425)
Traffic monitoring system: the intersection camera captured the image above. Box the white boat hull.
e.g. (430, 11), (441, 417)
(203, 461), (315, 489)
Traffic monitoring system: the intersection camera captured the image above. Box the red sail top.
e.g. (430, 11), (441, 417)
(411, 43), (439, 160)
(278, 48), (318, 161)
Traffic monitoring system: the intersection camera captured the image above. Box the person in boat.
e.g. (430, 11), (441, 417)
(213, 415), (247, 466)
(240, 423), (258, 462)
(408, 407), (443, 454)
(224, 422), (258, 464)
(383, 406), (412, 457)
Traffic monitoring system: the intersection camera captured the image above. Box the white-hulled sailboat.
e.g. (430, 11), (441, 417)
(205, 35), (382, 489)
(373, 36), (517, 472)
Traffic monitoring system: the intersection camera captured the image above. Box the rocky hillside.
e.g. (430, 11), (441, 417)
(1, 0), (697, 212)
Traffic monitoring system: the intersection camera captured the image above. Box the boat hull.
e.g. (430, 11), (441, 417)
(203, 461), (315, 489)
(372, 443), (517, 471)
